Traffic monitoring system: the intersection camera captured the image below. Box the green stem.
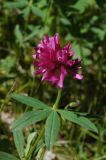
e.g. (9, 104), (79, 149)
(25, 127), (45, 160)
(29, 0), (33, 6)
(53, 89), (62, 110)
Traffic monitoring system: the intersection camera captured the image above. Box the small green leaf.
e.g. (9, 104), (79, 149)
(4, 0), (28, 9)
(0, 56), (16, 73)
(14, 25), (23, 43)
(65, 102), (79, 109)
(60, 18), (71, 26)
(72, 42), (92, 66)
(10, 93), (51, 110)
(13, 130), (25, 158)
(31, 6), (45, 19)
(0, 151), (19, 160)
(45, 111), (60, 149)
(22, 6), (31, 19)
(73, 0), (96, 13)
(73, 111), (88, 116)
(12, 109), (51, 131)
(91, 27), (106, 40)
(24, 30), (38, 42)
(58, 110), (98, 133)
(25, 132), (37, 156)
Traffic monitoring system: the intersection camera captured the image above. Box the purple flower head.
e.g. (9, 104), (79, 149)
(33, 33), (83, 88)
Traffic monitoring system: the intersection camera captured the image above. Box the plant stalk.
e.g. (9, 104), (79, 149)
(53, 89), (62, 110)
(25, 127), (45, 160)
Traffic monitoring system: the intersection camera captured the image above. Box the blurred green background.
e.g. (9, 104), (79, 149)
(0, 0), (106, 159)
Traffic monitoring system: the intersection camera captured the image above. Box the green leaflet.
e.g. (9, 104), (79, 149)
(0, 151), (19, 160)
(24, 132), (37, 156)
(4, 0), (28, 9)
(58, 109), (98, 133)
(0, 56), (16, 74)
(13, 130), (25, 159)
(10, 93), (50, 110)
(14, 25), (23, 43)
(45, 111), (60, 150)
(22, 6), (31, 19)
(12, 109), (52, 131)
(31, 6), (45, 19)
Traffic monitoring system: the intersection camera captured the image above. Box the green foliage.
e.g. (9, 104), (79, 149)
(24, 132), (37, 157)
(13, 130), (25, 159)
(0, 56), (16, 74)
(0, 0), (106, 159)
(45, 111), (60, 149)
(31, 6), (45, 19)
(12, 109), (51, 131)
(72, 0), (96, 13)
(11, 93), (51, 110)
(0, 151), (19, 160)
(14, 25), (23, 45)
(4, 0), (28, 9)
(58, 109), (98, 133)
(11, 93), (97, 151)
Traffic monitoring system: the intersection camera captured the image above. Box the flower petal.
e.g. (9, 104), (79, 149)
(57, 66), (67, 88)
(33, 33), (83, 88)
(71, 71), (83, 80)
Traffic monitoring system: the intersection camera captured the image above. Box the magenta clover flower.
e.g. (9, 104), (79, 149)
(33, 33), (83, 88)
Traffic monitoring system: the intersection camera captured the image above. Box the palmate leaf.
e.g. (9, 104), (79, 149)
(10, 93), (50, 110)
(13, 130), (25, 159)
(12, 109), (52, 131)
(0, 151), (19, 160)
(57, 110), (98, 133)
(45, 111), (60, 150)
